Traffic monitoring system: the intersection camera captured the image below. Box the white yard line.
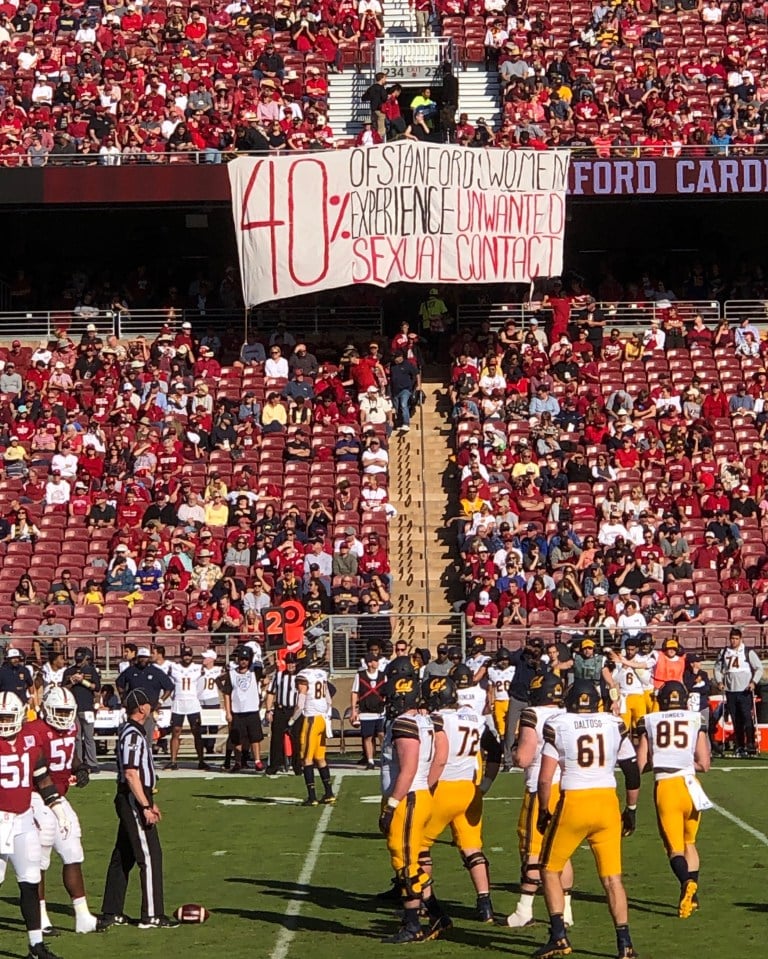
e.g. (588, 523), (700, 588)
(269, 772), (345, 959)
(711, 802), (768, 846)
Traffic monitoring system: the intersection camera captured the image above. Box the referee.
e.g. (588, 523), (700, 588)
(100, 689), (178, 929)
(265, 653), (301, 776)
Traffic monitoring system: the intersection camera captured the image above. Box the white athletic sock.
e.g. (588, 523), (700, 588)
(39, 899), (51, 928)
(73, 897), (90, 916)
(28, 930), (43, 947)
(563, 892), (574, 926)
(517, 893), (535, 914)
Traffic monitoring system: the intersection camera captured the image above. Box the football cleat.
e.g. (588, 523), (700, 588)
(197, 762), (212, 771)
(254, 761), (265, 772)
(319, 794), (336, 805)
(381, 925), (425, 944)
(533, 936), (573, 958)
(163, 762), (178, 771)
(506, 910), (536, 927)
(424, 914), (452, 940)
(98, 913), (128, 929)
(617, 947), (640, 959)
(476, 896), (494, 923)
(138, 915), (180, 929)
(41, 927), (60, 937)
(678, 880), (698, 919)
(301, 797), (319, 807)
(27, 944), (63, 959)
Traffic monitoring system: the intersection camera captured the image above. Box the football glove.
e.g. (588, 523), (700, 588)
(621, 807), (637, 837)
(75, 765), (90, 789)
(378, 806), (394, 836)
(536, 808), (552, 835)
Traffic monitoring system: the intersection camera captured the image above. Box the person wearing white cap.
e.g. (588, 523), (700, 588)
(198, 649), (223, 754)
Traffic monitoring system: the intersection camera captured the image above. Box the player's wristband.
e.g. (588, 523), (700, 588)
(609, 687), (619, 702)
(386, 797), (400, 810)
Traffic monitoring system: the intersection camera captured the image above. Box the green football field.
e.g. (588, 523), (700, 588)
(2, 762), (766, 959)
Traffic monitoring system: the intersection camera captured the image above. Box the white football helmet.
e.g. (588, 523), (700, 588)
(0, 691), (25, 738)
(42, 687), (78, 732)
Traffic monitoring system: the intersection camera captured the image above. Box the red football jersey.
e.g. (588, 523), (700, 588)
(26, 717), (77, 798)
(0, 731), (44, 814)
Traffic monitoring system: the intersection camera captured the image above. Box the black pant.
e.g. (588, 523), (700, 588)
(102, 793), (164, 921)
(726, 690), (756, 750)
(269, 707), (301, 773)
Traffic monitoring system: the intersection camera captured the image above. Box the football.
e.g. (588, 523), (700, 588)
(174, 904), (210, 924)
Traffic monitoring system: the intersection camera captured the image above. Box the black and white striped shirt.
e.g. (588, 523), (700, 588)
(116, 720), (156, 796)
(269, 671), (298, 709)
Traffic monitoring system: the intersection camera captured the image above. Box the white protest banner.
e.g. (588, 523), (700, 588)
(229, 142), (570, 306)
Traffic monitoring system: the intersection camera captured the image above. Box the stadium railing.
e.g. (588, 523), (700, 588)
(0, 305), (384, 341)
(457, 299), (731, 331)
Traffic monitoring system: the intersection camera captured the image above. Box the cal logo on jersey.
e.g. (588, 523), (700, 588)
(394, 678), (414, 693)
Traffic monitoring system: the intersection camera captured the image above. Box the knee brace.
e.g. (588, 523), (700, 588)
(521, 861), (542, 888)
(461, 851), (489, 873)
(396, 866), (432, 900)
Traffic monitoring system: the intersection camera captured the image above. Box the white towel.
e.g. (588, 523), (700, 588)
(0, 812), (17, 854)
(325, 716), (334, 740)
(685, 774), (713, 812)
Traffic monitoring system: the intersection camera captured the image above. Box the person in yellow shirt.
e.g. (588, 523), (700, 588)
(204, 491), (229, 527)
(261, 392), (287, 431)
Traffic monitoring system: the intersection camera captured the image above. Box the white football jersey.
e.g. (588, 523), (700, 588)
(457, 684), (487, 716)
(297, 668), (330, 717)
(41, 664), (65, 688)
(169, 662), (203, 714)
(640, 709), (702, 781)
(628, 653), (653, 691)
(198, 665), (223, 706)
(488, 665), (515, 702)
(466, 653), (491, 674)
(614, 660), (645, 697)
(381, 712), (438, 796)
(437, 706), (484, 783)
(542, 712), (636, 791)
(519, 705), (564, 793)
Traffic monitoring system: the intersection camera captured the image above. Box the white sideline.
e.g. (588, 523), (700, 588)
(269, 772), (345, 959)
(711, 802), (768, 846)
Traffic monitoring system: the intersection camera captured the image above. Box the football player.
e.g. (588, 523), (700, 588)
(0, 690), (71, 959)
(486, 648), (515, 744)
(166, 646), (208, 771)
(635, 681), (711, 919)
(606, 639), (648, 741)
(507, 672), (573, 929)
(378, 657), (444, 943)
(27, 687), (99, 935)
(421, 675), (493, 924)
(220, 645), (265, 773)
(197, 649), (223, 755)
(465, 636), (492, 682)
(451, 663), (502, 795)
(290, 656), (335, 806)
(535, 680), (641, 959)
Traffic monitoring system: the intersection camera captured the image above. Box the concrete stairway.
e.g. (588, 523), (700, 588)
(382, 0), (416, 36)
(327, 71), (372, 137)
(388, 377), (460, 650)
(457, 64), (501, 127)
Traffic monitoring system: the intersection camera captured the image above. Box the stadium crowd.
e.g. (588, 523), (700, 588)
(0, 289), (427, 668)
(0, 0), (766, 161)
(450, 281), (768, 646)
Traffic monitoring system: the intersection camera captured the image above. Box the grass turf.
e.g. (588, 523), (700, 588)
(1, 763), (766, 959)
